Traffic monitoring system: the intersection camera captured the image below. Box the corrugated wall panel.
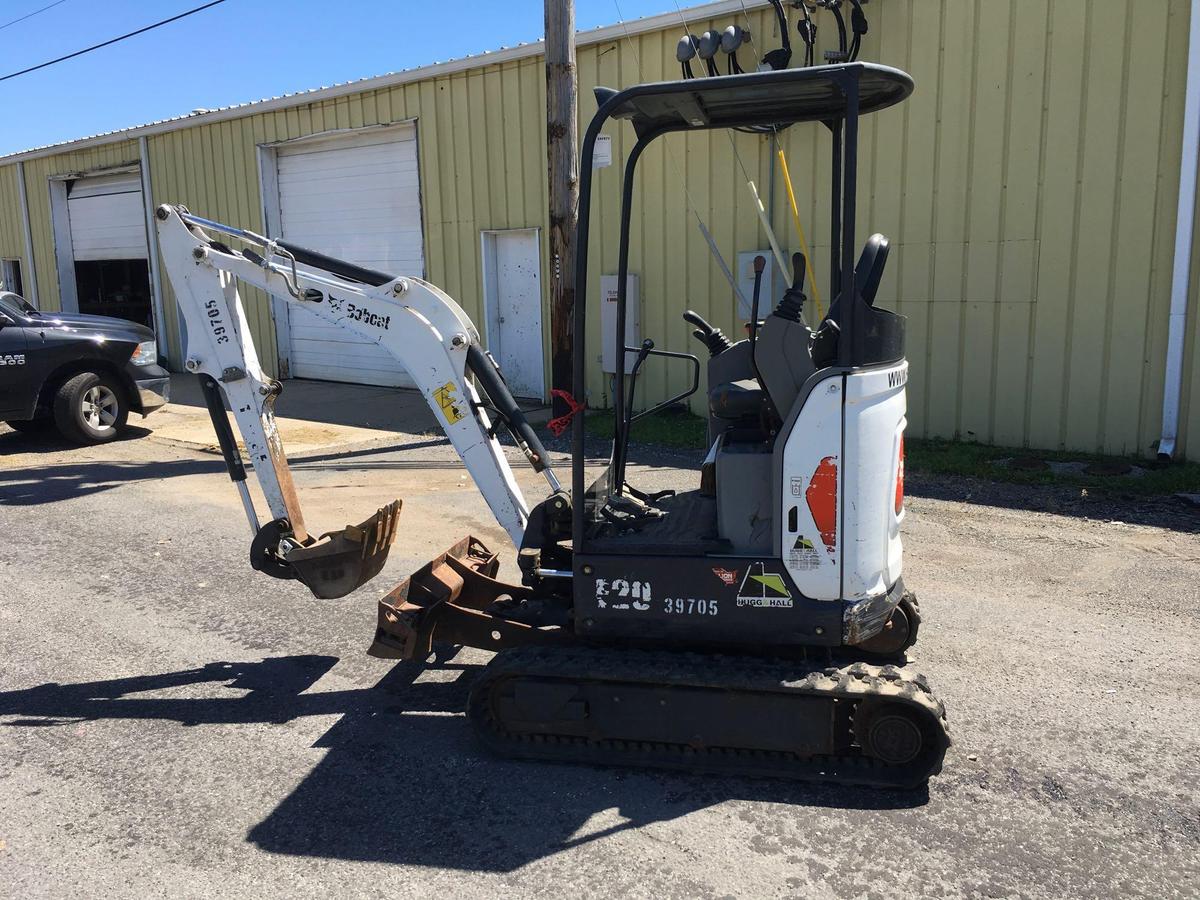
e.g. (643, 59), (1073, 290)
(6, 0), (1199, 456)
(0, 166), (27, 262)
(566, 0), (1195, 456)
(574, 0), (1198, 456)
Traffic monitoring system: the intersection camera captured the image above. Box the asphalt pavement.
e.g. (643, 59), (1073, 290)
(0, 423), (1197, 899)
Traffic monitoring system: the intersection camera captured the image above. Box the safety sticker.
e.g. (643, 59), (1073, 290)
(790, 476), (803, 497)
(788, 534), (821, 571)
(736, 563), (794, 609)
(433, 381), (465, 424)
(711, 567), (739, 586)
(594, 577), (651, 611)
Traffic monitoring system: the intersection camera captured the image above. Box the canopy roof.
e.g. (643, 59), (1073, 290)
(596, 62), (913, 137)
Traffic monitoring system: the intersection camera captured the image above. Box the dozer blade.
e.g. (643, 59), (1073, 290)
(285, 500), (402, 599)
(368, 535), (568, 660)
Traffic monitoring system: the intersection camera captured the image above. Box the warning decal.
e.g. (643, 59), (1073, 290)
(433, 381), (465, 424)
(788, 534), (821, 571)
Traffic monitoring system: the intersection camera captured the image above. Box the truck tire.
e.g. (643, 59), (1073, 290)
(53, 371), (129, 445)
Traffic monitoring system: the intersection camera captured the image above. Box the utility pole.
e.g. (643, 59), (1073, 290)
(545, 0), (578, 417)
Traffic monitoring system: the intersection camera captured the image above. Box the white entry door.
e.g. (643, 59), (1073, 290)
(275, 125), (424, 387)
(481, 229), (544, 400)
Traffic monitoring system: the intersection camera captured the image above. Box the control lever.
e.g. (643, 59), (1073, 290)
(683, 309), (732, 358)
(748, 254), (768, 385)
(749, 255), (766, 349)
(683, 309), (714, 334)
(774, 251), (809, 323)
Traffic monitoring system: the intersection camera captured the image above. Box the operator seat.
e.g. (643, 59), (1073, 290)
(709, 234), (892, 421)
(709, 377), (768, 420)
(809, 233), (894, 369)
(853, 233), (890, 307)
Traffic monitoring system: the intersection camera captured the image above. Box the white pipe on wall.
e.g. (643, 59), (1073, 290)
(139, 136), (170, 364)
(1161, 0), (1200, 459)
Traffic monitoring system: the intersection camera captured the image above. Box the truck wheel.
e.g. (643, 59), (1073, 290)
(53, 371), (128, 445)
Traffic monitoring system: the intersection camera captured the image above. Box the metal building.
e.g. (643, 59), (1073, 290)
(0, 0), (1196, 457)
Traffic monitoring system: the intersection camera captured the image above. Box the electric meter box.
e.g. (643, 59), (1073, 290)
(601, 273), (640, 374)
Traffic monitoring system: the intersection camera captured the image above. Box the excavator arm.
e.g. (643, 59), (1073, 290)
(154, 204), (559, 598)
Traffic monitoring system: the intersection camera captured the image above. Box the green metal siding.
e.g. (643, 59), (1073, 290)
(0, 0), (1195, 457)
(576, 0), (1196, 457)
(0, 166), (25, 262)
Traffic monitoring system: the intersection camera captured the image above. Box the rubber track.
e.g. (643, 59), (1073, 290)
(467, 645), (951, 789)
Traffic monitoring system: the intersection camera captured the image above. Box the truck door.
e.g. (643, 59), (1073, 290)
(0, 309), (31, 418)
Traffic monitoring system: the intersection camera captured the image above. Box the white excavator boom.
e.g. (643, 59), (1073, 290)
(155, 205), (559, 597)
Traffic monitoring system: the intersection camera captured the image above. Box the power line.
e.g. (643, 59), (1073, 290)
(0, 0), (69, 33)
(0, 0), (227, 84)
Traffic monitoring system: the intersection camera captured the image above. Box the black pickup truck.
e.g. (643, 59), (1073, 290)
(0, 291), (169, 444)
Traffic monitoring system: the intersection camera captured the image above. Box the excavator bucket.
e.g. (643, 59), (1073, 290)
(285, 500), (402, 599)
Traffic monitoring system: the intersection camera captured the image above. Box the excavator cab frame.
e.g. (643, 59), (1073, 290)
(570, 62), (914, 548)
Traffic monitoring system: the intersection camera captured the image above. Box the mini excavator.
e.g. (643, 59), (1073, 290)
(156, 61), (949, 788)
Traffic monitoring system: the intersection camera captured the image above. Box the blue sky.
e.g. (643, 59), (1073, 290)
(0, 0), (677, 156)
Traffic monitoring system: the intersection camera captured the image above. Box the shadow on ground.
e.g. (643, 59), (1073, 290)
(0, 425), (153, 455)
(0, 437), (452, 505)
(0, 455), (228, 504)
(0, 653), (927, 871)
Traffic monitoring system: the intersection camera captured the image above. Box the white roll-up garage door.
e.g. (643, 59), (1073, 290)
(68, 173), (148, 261)
(277, 125), (424, 387)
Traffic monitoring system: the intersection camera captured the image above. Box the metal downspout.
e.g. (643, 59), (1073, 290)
(139, 136), (170, 366)
(1160, 0), (1200, 459)
(16, 161), (39, 309)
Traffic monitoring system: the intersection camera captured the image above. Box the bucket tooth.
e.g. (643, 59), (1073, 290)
(285, 500), (402, 599)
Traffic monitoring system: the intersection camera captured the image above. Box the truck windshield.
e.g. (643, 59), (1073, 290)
(0, 293), (34, 318)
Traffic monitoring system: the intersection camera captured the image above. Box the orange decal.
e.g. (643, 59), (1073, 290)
(712, 567), (739, 586)
(895, 436), (905, 514)
(805, 456), (838, 554)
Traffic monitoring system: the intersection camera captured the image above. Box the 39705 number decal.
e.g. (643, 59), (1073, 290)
(204, 298), (230, 344)
(663, 597), (719, 616)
